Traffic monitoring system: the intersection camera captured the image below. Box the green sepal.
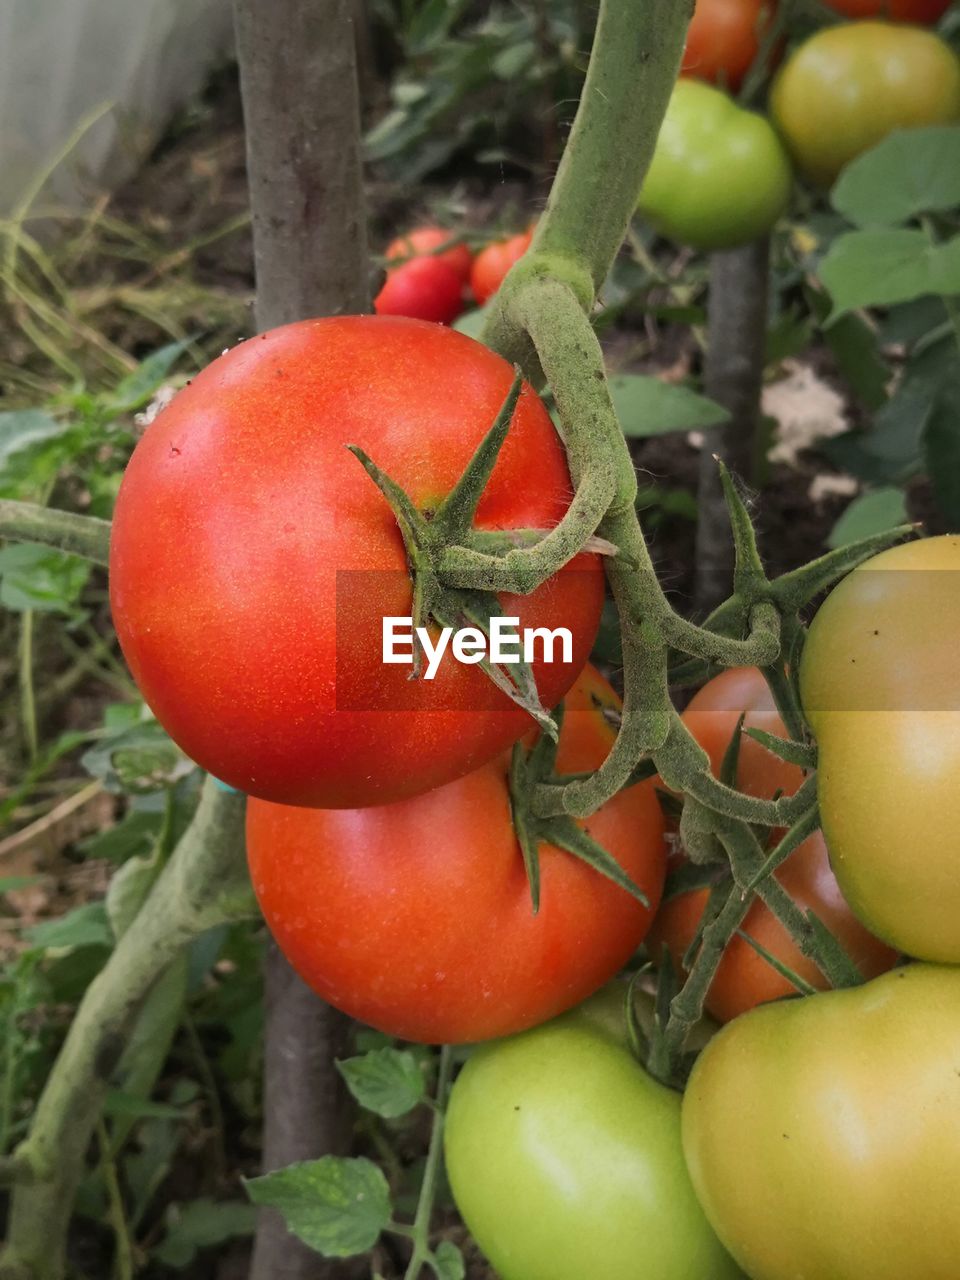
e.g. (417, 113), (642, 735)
(743, 727), (816, 769)
(735, 930), (817, 996)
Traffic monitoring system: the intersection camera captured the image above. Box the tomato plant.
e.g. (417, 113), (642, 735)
(681, 0), (777, 92)
(800, 535), (960, 962)
(637, 79), (792, 250)
(444, 991), (744, 1280)
(374, 256), (465, 324)
(246, 665), (667, 1043)
(772, 21), (960, 184)
(385, 225), (473, 282)
(649, 668), (897, 1021)
(683, 964), (960, 1280)
(110, 316), (604, 807)
(822, 0), (951, 20)
(470, 230), (533, 305)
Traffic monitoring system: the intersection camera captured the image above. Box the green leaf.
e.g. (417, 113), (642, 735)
(821, 312), (889, 411)
(153, 1199), (257, 1269)
(0, 544), (91, 615)
(923, 367), (960, 527)
(26, 902), (113, 952)
(452, 305), (491, 342)
(103, 1091), (185, 1121)
(337, 1047), (426, 1118)
(827, 488), (908, 550)
(106, 849), (163, 939)
(0, 410), (68, 469)
(607, 374), (729, 438)
(832, 126), (960, 228)
(433, 1240), (467, 1280)
(819, 229), (960, 319)
(107, 340), (192, 415)
(0, 876), (41, 893)
(81, 722), (192, 794)
(245, 1157), (391, 1259)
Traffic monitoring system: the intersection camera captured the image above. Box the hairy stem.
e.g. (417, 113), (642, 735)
(0, 501), (111, 565)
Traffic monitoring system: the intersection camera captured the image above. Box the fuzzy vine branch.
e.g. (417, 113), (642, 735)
(0, 501), (111, 565)
(0, 784), (252, 1280)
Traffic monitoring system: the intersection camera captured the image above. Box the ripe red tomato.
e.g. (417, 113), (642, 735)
(470, 231), (534, 306)
(822, 0), (950, 20)
(682, 0), (778, 91)
(246, 666), (667, 1043)
(375, 256), (464, 324)
(110, 317), (604, 808)
(648, 668), (897, 1021)
(385, 226), (473, 283)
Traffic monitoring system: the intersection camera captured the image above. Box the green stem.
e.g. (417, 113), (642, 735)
(0, 502), (111, 565)
(529, 0), (693, 295)
(0, 783), (252, 1280)
(96, 1119), (134, 1280)
(18, 613), (38, 762)
(403, 1045), (453, 1280)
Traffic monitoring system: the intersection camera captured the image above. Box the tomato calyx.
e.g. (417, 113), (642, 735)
(347, 373), (558, 735)
(508, 702), (652, 915)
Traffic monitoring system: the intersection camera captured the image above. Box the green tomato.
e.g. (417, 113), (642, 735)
(683, 964), (960, 1280)
(771, 21), (960, 186)
(444, 996), (742, 1280)
(637, 79), (792, 251)
(799, 534), (960, 962)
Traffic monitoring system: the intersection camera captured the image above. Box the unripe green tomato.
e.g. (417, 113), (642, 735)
(637, 79), (792, 251)
(771, 21), (960, 185)
(683, 964), (960, 1280)
(444, 996), (743, 1280)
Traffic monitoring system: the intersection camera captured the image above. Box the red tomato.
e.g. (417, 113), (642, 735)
(822, 0), (950, 20)
(470, 231), (533, 306)
(375, 256), (464, 325)
(110, 317), (604, 808)
(385, 226), (473, 283)
(682, 0), (778, 91)
(648, 668), (897, 1022)
(247, 666), (667, 1043)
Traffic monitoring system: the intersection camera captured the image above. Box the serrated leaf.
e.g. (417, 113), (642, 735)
(245, 1157), (391, 1258)
(819, 229), (960, 319)
(107, 340), (192, 415)
(832, 126), (960, 229)
(0, 544), (91, 615)
(433, 1240), (466, 1280)
(26, 902), (113, 952)
(827, 488), (908, 550)
(154, 1199), (256, 1269)
(337, 1048), (426, 1118)
(0, 410), (69, 469)
(608, 374), (729, 438)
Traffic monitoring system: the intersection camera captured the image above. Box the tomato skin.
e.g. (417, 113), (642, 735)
(800, 535), (960, 962)
(470, 231), (533, 305)
(444, 998), (744, 1280)
(649, 668), (896, 1021)
(246, 667), (667, 1043)
(385, 226), (473, 282)
(682, 0), (778, 91)
(637, 80), (792, 250)
(374, 256), (464, 324)
(682, 964), (960, 1280)
(110, 317), (603, 808)
(772, 22), (960, 185)
(823, 0), (950, 20)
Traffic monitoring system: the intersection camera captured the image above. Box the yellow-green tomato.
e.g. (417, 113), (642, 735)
(683, 964), (960, 1280)
(637, 79), (792, 251)
(771, 21), (960, 185)
(444, 1002), (743, 1280)
(800, 534), (960, 961)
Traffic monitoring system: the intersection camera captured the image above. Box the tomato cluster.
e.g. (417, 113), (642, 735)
(638, 0), (960, 247)
(374, 221), (534, 323)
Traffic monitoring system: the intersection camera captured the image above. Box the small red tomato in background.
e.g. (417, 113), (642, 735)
(822, 0), (950, 20)
(647, 668), (897, 1022)
(470, 230), (533, 305)
(682, 0), (778, 91)
(375, 255), (464, 324)
(385, 225), (473, 282)
(247, 665), (667, 1044)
